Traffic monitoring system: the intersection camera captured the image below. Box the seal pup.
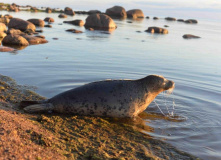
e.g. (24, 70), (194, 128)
(23, 75), (175, 118)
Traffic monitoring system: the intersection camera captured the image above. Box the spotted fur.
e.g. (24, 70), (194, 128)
(24, 75), (175, 118)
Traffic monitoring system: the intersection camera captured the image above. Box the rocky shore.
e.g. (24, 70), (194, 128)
(0, 74), (199, 159)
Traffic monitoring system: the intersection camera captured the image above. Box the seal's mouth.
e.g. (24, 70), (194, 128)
(165, 80), (175, 91)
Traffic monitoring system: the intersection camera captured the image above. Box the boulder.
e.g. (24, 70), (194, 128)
(185, 19), (198, 24)
(21, 35), (48, 45)
(165, 17), (176, 21)
(153, 17), (159, 20)
(27, 19), (45, 27)
(0, 46), (15, 52)
(63, 20), (84, 26)
(31, 7), (38, 12)
(0, 23), (7, 32)
(64, 7), (75, 16)
(145, 27), (168, 34)
(44, 17), (54, 22)
(84, 14), (117, 30)
(6, 28), (23, 35)
(88, 10), (101, 15)
(105, 6), (127, 18)
(2, 35), (29, 46)
(9, 5), (19, 12)
(127, 9), (144, 19)
(58, 14), (67, 18)
(183, 34), (201, 39)
(8, 18), (36, 32)
(0, 17), (10, 25)
(0, 32), (7, 38)
(46, 7), (52, 13)
(146, 16), (150, 19)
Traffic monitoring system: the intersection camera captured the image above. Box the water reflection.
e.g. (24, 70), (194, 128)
(2, 44), (27, 51)
(105, 115), (155, 138)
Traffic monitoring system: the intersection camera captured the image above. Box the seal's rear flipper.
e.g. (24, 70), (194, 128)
(23, 103), (54, 113)
(19, 100), (46, 109)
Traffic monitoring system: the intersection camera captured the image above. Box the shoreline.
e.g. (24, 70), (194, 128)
(0, 73), (199, 159)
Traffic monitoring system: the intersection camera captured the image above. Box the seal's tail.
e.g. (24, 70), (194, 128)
(23, 103), (54, 113)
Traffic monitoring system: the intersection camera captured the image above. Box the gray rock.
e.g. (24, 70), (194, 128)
(105, 6), (127, 18)
(127, 9), (144, 19)
(84, 14), (117, 30)
(8, 18), (36, 32)
(2, 35), (29, 46)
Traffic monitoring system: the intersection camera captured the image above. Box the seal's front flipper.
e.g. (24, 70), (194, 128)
(23, 103), (54, 113)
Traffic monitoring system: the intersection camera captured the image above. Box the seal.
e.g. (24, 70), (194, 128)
(23, 75), (175, 118)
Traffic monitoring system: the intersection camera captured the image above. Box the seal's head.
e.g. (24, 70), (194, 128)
(139, 75), (175, 94)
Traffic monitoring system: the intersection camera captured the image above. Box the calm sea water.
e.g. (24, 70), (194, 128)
(0, 7), (221, 160)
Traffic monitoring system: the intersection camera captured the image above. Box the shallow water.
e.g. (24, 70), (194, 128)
(0, 9), (221, 159)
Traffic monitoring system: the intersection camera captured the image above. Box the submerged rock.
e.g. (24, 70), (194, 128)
(183, 34), (201, 39)
(66, 29), (83, 33)
(44, 17), (54, 23)
(58, 14), (67, 18)
(165, 17), (176, 21)
(85, 14), (117, 31)
(2, 35), (29, 46)
(127, 9), (144, 19)
(185, 19), (198, 24)
(145, 27), (168, 34)
(63, 20), (84, 26)
(105, 6), (127, 18)
(21, 35), (48, 45)
(27, 19), (45, 27)
(177, 19), (184, 22)
(44, 24), (52, 28)
(35, 29), (43, 33)
(64, 7), (75, 16)
(8, 18), (36, 32)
